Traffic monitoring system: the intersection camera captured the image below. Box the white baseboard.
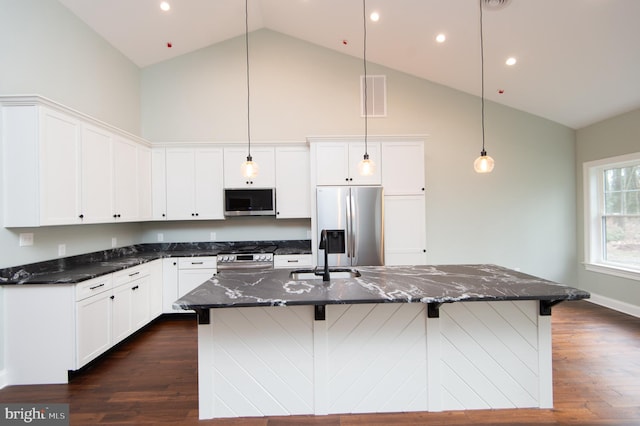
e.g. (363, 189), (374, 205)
(0, 369), (7, 389)
(587, 293), (640, 318)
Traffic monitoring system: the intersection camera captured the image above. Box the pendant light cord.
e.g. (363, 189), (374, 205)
(245, 0), (252, 159)
(479, 0), (486, 154)
(362, 0), (369, 157)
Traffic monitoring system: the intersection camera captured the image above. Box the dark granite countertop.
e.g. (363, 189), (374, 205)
(172, 264), (590, 312)
(0, 240), (311, 285)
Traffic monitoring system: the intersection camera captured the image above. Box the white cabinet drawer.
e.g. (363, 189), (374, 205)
(273, 254), (313, 269)
(76, 275), (113, 301)
(178, 257), (217, 269)
(113, 263), (151, 286)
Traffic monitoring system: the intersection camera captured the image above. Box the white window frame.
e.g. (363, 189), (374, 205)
(583, 151), (640, 281)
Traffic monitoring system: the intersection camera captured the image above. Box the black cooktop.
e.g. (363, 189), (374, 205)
(217, 244), (278, 255)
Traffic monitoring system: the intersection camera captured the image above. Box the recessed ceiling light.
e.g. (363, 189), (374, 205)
(436, 33), (446, 43)
(505, 57), (517, 66)
(160, 1), (171, 12)
(370, 11), (380, 22)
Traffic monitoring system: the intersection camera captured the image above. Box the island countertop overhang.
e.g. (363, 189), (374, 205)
(173, 264), (590, 322)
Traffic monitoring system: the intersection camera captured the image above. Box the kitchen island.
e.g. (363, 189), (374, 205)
(173, 264), (589, 419)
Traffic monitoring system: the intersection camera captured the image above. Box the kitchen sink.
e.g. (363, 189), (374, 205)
(289, 268), (361, 280)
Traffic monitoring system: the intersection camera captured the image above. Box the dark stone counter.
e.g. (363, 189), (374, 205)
(173, 264), (590, 318)
(0, 240), (311, 285)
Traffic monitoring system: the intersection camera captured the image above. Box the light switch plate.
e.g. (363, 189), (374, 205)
(58, 244), (66, 256)
(19, 233), (34, 247)
(111, 237), (117, 248)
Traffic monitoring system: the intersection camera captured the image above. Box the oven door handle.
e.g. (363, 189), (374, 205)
(216, 263), (273, 271)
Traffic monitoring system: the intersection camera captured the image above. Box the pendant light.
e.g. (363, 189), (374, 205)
(241, 0), (259, 178)
(473, 0), (495, 174)
(358, 0), (375, 176)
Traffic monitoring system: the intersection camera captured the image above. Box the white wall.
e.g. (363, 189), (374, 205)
(576, 108), (640, 310)
(141, 29), (577, 285)
(0, 0), (144, 269)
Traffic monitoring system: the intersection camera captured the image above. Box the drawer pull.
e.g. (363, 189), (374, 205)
(131, 285), (139, 291)
(287, 260), (299, 263)
(89, 283), (105, 290)
(191, 262), (204, 265)
(129, 271), (140, 277)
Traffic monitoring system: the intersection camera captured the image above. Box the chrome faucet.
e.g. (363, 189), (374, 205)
(318, 229), (330, 281)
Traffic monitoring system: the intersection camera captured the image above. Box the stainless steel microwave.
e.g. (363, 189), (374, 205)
(224, 188), (276, 217)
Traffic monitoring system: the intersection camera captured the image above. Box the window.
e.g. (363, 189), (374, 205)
(584, 152), (640, 280)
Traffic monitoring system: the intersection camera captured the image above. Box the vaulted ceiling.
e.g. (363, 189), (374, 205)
(58, 0), (640, 129)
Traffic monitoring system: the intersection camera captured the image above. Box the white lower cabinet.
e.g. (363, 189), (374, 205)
(384, 195), (427, 265)
(178, 258), (217, 313)
(75, 275), (114, 368)
(162, 257), (217, 313)
(274, 254), (313, 269)
(75, 262), (161, 369)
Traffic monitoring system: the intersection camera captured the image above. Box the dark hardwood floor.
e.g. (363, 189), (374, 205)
(1, 300), (639, 425)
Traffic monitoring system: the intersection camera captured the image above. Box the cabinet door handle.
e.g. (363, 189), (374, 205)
(110, 295), (115, 300)
(131, 285), (139, 291)
(129, 271), (140, 277)
(79, 214), (84, 219)
(89, 283), (105, 290)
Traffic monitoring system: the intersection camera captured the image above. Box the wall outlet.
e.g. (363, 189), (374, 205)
(19, 233), (34, 247)
(111, 237), (117, 248)
(58, 244), (66, 256)
(157, 233), (164, 242)
(210, 232), (217, 241)
(306, 230), (312, 239)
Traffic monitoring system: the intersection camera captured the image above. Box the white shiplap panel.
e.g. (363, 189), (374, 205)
(440, 302), (539, 410)
(327, 303), (428, 414)
(211, 306), (315, 417)
(487, 300), (539, 348)
(466, 301), (539, 373)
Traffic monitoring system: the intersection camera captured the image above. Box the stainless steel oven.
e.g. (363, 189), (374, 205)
(216, 244), (277, 271)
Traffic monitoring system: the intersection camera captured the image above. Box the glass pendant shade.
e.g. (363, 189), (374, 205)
(241, 155), (259, 178)
(473, 150), (495, 173)
(358, 154), (375, 176)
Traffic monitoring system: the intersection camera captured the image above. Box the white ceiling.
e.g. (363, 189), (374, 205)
(58, 0), (640, 129)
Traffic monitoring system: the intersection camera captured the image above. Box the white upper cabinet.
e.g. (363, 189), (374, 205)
(112, 136), (139, 221)
(81, 124), (114, 223)
(165, 147), (224, 220)
(275, 145), (311, 218)
(137, 145), (153, 221)
(223, 146), (275, 188)
(39, 107), (83, 225)
(151, 148), (167, 220)
(381, 141), (425, 195)
(1, 97), (152, 227)
(314, 141), (381, 186)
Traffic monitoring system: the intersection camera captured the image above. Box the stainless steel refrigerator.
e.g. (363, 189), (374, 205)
(316, 186), (384, 267)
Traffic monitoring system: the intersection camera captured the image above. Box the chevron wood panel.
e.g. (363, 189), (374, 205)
(326, 303), (429, 414)
(209, 306), (315, 417)
(439, 301), (541, 410)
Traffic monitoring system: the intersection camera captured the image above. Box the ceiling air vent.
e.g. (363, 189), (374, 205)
(483, 0), (511, 11)
(360, 75), (387, 118)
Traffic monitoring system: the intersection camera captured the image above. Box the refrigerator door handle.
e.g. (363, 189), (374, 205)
(348, 190), (356, 259)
